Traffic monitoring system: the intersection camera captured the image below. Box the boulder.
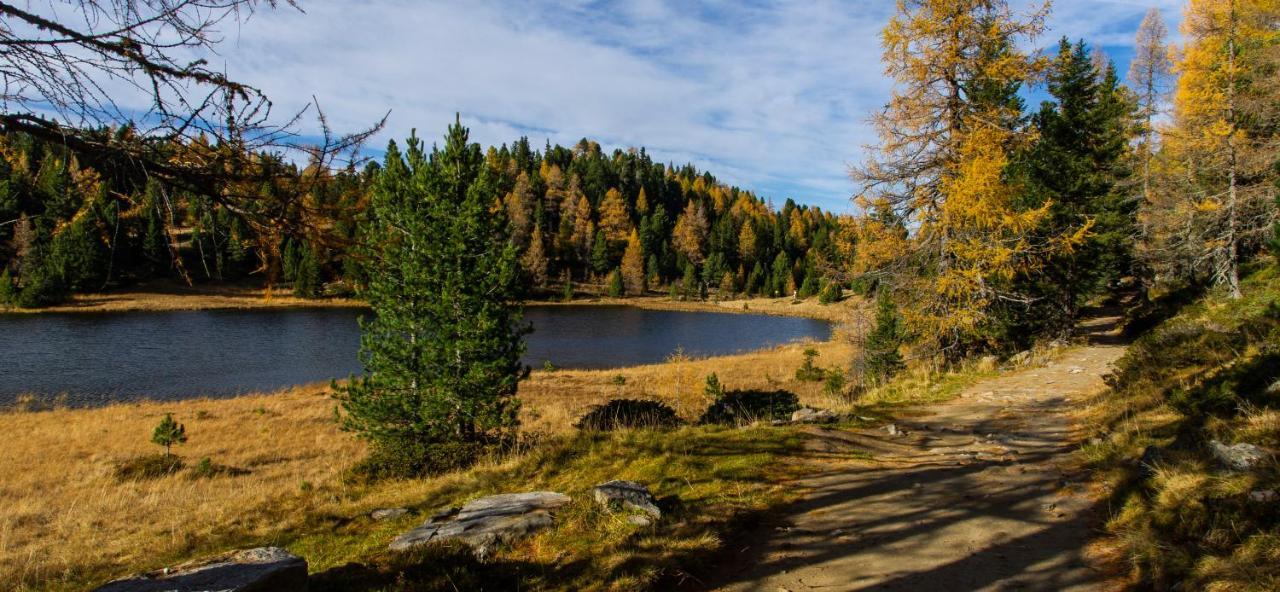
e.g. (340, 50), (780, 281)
(1266, 379), (1280, 396)
(592, 480), (661, 519)
(95, 547), (306, 592)
(370, 508), (409, 521)
(885, 424), (902, 437)
(1209, 440), (1269, 471)
(388, 491), (571, 558)
(791, 407), (840, 424)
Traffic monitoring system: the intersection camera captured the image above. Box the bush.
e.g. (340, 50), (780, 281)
(699, 389), (799, 426)
(575, 399), (681, 431)
(823, 368), (847, 396)
(818, 281), (843, 304)
(188, 457), (250, 480)
(114, 454), (184, 481)
(351, 440), (486, 481)
(794, 348), (825, 382)
(607, 267), (624, 297)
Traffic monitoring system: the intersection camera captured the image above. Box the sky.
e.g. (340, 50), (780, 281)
(207, 0), (1187, 212)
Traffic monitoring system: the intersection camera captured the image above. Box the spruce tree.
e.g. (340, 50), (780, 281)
(336, 121), (528, 460)
(0, 268), (14, 306)
(864, 291), (905, 385)
(607, 267), (624, 297)
(151, 413), (187, 457)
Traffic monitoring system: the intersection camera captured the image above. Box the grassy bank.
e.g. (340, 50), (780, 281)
(0, 334), (860, 589)
(1080, 261), (1280, 591)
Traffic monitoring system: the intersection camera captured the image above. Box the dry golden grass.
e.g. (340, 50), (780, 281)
(0, 329), (855, 589)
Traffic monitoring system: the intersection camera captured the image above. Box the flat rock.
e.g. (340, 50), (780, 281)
(593, 480), (661, 518)
(95, 547), (306, 592)
(371, 508), (409, 521)
(791, 407), (840, 424)
(388, 491), (570, 557)
(1209, 440), (1269, 471)
(1249, 489), (1278, 503)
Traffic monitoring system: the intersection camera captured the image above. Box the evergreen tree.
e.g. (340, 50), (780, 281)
(864, 291), (905, 384)
(681, 261), (699, 300)
(293, 243), (321, 298)
(151, 413), (187, 457)
(607, 267), (624, 297)
(0, 268), (14, 306)
(336, 121), (528, 463)
(1020, 39), (1134, 335)
(562, 273), (575, 302)
(590, 228), (610, 275)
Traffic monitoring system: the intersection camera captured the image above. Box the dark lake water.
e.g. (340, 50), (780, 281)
(0, 305), (830, 406)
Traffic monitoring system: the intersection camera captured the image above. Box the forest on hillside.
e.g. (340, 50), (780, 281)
(0, 132), (843, 308)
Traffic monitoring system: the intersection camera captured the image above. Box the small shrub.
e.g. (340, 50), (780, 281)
(350, 440), (486, 481)
(818, 281), (843, 304)
(607, 268), (624, 297)
(823, 368), (847, 396)
(699, 389), (800, 426)
(575, 399), (681, 431)
(188, 457), (250, 480)
(562, 276), (574, 302)
(542, 360), (557, 372)
(704, 373), (725, 401)
(795, 348), (825, 382)
(151, 413), (187, 456)
(115, 454), (184, 481)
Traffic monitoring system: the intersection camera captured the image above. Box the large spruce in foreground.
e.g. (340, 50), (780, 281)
(336, 120), (528, 477)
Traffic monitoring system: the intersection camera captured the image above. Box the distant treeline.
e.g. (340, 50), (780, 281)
(0, 132), (845, 307)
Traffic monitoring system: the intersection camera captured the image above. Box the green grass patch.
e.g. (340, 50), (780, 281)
(1083, 261), (1280, 591)
(285, 424), (806, 591)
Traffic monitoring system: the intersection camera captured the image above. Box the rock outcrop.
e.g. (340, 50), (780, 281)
(1209, 440), (1269, 471)
(790, 407), (840, 424)
(388, 491), (571, 557)
(592, 480), (661, 519)
(95, 547), (307, 592)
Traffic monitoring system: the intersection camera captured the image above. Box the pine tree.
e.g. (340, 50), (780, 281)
(0, 268), (15, 306)
(336, 121), (528, 459)
(151, 413), (187, 457)
(293, 243), (321, 298)
(590, 228), (610, 275)
(607, 267), (624, 298)
(620, 229), (646, 295)
(681, 261), (699, 300)
(1020, 40), (1135, 334)
(864, 291), (906, 385)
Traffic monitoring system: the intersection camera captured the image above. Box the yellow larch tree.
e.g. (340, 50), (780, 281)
(672, 200), (709, 264)
(851, 0), (1078, 354)
(1144, 0), (1280, 297)
(598, 187), (632, 245)
(620, 229), (646, 295)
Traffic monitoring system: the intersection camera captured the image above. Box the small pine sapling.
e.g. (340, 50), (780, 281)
(152, 413), (187, 456)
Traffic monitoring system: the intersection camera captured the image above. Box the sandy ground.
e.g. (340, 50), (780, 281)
(705, 315), (1128, 592)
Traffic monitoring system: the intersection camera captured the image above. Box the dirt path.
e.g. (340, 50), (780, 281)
(708, 317), (1127, 592)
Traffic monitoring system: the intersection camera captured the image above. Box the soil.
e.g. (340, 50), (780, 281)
(706, 314), (1128, 591)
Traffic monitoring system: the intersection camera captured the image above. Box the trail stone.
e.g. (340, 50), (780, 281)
(791, 407), (839, 424)
(1266, 380), (1280, 396)
(1249, 490), (1278, 503)
(95, 547), (306, 592)
(388, 491), (571, 557)
(885, 424), (901, 437)
(1067, 366), (1084, 374)
(371, 508), (409, 521)
(627, 515), (653, 526)
(593, 480), (661, 519)
(1209, 440), (1268, 471)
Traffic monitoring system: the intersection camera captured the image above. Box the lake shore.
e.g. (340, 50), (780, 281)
(1, 282), (857, 322)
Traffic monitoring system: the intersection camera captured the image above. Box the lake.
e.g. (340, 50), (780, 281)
(0, 305), (831, 406)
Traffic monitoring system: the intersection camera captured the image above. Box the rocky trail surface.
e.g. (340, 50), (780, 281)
(707, 315), (1127, 592)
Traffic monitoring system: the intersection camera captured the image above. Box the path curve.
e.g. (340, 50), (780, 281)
(708, 319), (1126, 592)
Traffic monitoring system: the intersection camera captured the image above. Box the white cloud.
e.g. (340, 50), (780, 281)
(179, 0), (1184, 212)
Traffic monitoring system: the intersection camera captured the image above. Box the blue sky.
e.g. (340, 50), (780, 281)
(209, 0), (1185, 212)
